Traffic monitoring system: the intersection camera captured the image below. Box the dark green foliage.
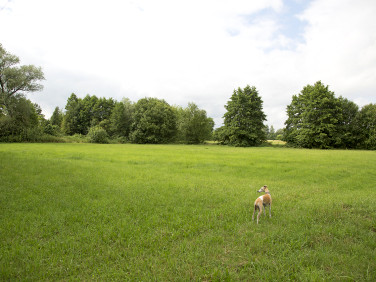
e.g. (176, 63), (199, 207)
(42, 122), (60, 136)
(0, 95), (39, 140)
(130, 97), (177, 144)
(176, 102), (214, 144)
(285, 81), (340, 148)
(91, 97), (115, 126)
(62, 93), (83, 135)
(109, 99), (134, 138)
(87, 125), (109, 144)
(62, 94), (115, 136)
(284, 81), (362, 149)
(213, 126), (226, 143)
(79, 94), (99, 132)
(221, 85), (266, 146)
(355, 103), (376, 149)
(60, 95), (215, 144)
(336, 97), (359, 148)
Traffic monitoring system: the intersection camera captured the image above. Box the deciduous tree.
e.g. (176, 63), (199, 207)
(221, 85), (266, 146)
(177, 102), (214, 144)
(285, 81), (344, 148)
(284, 81), (365, 149)
(0, 43), (44, 115)
(0, 43), (44, 140)
(130, 97), (177, 144)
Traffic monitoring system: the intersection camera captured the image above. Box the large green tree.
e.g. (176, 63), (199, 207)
(130, 97), (177, 144)
(0, 43), (44, 140)
(0, 43), (44, 116)
(284, 81), (361, 149)
(221, 85), (266, 146)
(177, 102), (214, 144)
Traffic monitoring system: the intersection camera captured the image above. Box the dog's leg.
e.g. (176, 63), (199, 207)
(257, 206), (262, 224)
(255, 205), (262, 224)
(252, 205), (259, 222)
(269, 204), (272, 218)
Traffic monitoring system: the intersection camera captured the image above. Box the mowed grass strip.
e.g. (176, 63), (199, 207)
(0, 143), (375, 280)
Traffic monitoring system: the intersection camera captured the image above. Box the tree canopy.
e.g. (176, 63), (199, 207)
(284, 81), (342, 148)
(219, 85), (266, 147)
(284, 81), (372, 149)
(0, 43), (44, 115)
(59, 94), (213, 144)
(62, 94), (115, 135)
(130, 97), (177, 144)
(176, 102), (214, 144)
(0, 43), (45, 141)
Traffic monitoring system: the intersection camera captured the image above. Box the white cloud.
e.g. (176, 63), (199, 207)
(1, 0), (375, 129)
(297, 0), (376, 103)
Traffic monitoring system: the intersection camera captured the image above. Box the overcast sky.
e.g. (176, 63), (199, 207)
(1, 0), (375, 129)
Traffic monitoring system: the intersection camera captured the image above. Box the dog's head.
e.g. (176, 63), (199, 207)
(257, 185), (268, 193)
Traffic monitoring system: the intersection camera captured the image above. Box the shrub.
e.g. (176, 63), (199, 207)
(87, 125), (109, 144)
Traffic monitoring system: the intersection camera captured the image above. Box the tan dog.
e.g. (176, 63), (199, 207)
(252, 185), (272, 224)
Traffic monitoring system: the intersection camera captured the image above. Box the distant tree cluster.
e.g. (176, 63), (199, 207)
(54, 94), (214, 144)
(62, 93), (115, 136)
(264, 125), (284, 141)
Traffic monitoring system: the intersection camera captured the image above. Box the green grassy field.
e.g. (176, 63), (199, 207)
(1, 143), (375, 280)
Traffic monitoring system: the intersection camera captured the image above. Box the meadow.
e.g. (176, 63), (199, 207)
(0, 143), (375, 280)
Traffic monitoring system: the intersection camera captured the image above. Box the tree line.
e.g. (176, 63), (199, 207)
(1, 43), (375, 148)
(211, 81), (375, 149)
(50, 94), (214, 144)
(1, 91), (214, 144)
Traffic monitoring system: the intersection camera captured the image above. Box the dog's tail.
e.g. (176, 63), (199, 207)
(254, 204), (260, 211)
